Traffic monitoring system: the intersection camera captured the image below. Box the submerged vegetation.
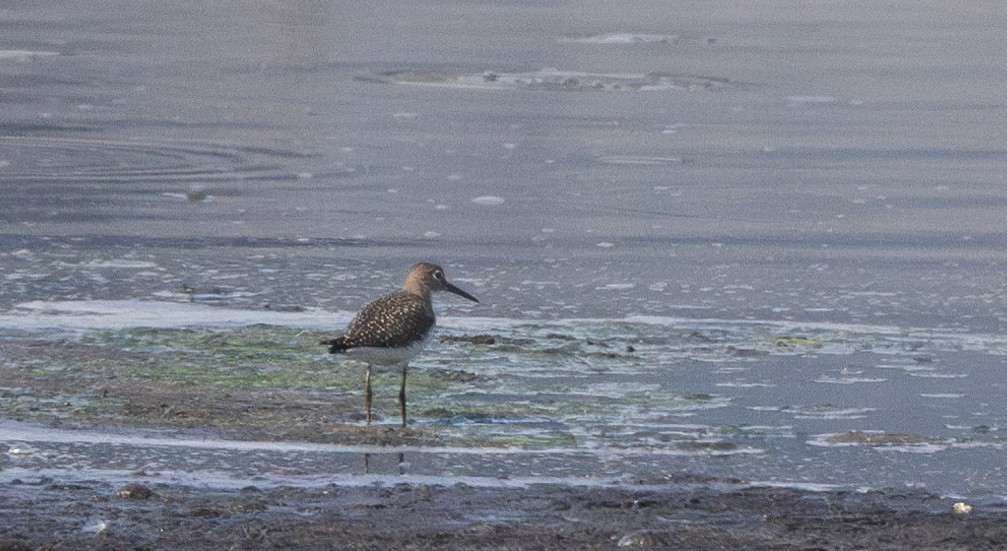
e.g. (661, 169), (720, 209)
(78, 325), (361, 390)
(0, 323), (743, 453)
(0, 317), (1000, 467)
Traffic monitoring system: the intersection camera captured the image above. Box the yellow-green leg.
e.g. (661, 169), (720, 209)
(399, 364), (408, 428)
(364, 364), (373, 425)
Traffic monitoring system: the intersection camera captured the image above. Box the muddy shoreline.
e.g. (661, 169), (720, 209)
(2, 475), (1004, 550)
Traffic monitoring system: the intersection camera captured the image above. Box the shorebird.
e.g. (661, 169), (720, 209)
(320, 262), (479, 428)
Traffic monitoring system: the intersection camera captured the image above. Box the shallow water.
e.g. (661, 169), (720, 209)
(3, 301), (1007, 500)
(2, 1), (1007, 499)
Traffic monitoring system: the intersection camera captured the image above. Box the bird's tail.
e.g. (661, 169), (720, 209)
(320, 336), (348, 354)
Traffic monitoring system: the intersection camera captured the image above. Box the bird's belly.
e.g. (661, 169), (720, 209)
(342, 334), (431, 365)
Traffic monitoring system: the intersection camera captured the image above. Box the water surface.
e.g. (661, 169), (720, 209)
(1, 1), (1007, 499)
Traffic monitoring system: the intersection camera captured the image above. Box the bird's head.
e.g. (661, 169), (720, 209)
(404, 262), (479, 303)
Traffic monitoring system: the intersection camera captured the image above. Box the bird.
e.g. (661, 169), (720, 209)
(320, 262), (479, 428)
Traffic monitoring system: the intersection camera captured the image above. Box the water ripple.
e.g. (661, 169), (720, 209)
(0, 136), (315, 184)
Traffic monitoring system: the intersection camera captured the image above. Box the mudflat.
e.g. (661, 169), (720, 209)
(1, 331), (1004, 550)
(2, 472), (1003, 550)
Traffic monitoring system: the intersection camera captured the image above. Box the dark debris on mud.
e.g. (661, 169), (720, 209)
(1, 481), (1005, 551)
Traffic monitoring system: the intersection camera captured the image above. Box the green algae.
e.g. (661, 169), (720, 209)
(6, 326), (593, 443)
(76, 326), (355, 390)
(824, 430), (949, 447)
(73, 326), (489, 399)
(675, 440), (738, 453)
(0, 385), (124, 423)
(771, 335), (823, 349)
(2, 324), (730, 453)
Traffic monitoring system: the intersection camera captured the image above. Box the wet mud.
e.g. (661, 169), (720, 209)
(2, 477), (1004, 550)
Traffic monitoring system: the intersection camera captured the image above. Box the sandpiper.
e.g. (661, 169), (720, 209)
(320, 262), (479, 427)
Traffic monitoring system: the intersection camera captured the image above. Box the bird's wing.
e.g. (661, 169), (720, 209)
(336, 293), (434, 349)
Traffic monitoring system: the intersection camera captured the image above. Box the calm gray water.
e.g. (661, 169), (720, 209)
(2, 1), (1007, 498)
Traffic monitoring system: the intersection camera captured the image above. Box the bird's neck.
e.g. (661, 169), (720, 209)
(402, 283), (433, 302)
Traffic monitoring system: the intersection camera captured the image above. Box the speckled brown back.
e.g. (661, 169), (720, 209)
(324, 291), (435, 351)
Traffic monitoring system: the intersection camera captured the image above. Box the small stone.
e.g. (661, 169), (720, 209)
(440, 334), (496, 345)
(117, 483), (155, 500)
(185, 185), (208, 202)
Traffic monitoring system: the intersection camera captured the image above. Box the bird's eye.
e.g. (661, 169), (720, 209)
(433, 270), (444, 280)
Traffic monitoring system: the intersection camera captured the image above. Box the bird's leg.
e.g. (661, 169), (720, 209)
(398, 364), (407, 428)
(364, 364), (373, 425)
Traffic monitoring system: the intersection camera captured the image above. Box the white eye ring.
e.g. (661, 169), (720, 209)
(433, 270), (444, 280)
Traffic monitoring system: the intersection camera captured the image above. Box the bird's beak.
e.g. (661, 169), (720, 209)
(444, 281), (479, 303)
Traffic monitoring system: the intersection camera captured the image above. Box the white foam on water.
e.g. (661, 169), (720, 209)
(793, 407), (877, 420)
(813, 376), (888, 385)
(599, 283), (633, 290)
(472, 195), (505, 205)
(0, 300), (353, 331)
(0, 466), (627, 491)
(2, 300), (1006, 360)
(83, 259), (160, 269)
(596, 155), (682, 165)
(786, 95), (840, 104)
(746, 480), (852, 493)
(806, 432), (960, 454)
(0, 50), (59, 61)
(909, 372), (969, 379)
(558, 33), (677, 45)
(0, 420), (752, 461)
(872, 443), (951, 454)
